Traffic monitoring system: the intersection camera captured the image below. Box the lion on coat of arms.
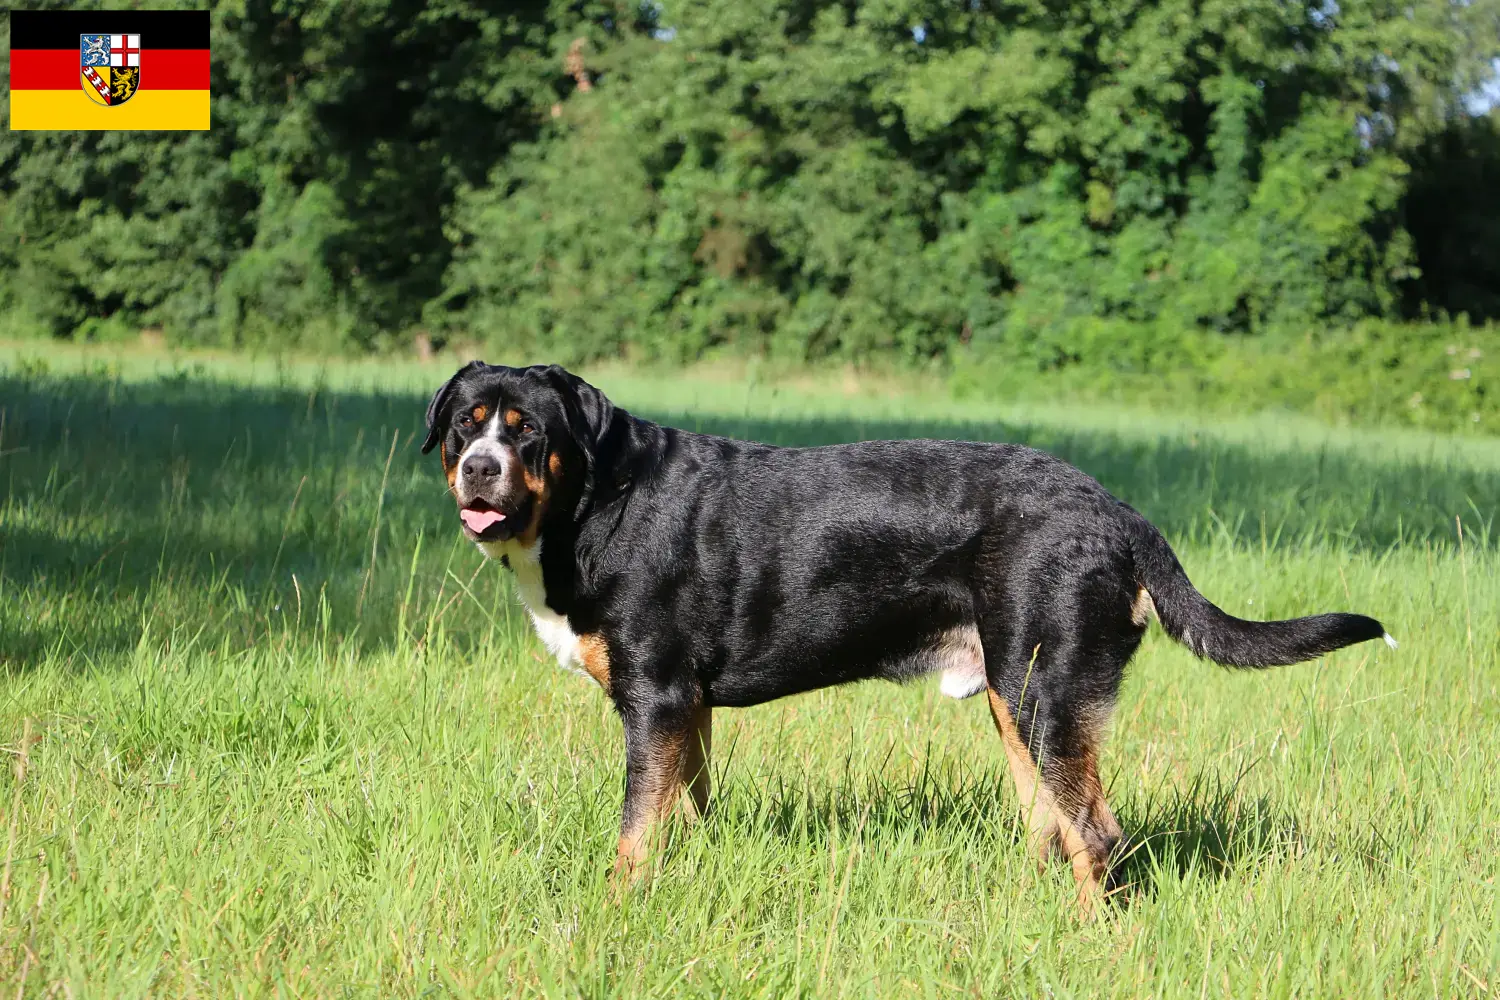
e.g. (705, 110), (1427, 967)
(110, 68), (139, 103)
(81, 35), (110, 65)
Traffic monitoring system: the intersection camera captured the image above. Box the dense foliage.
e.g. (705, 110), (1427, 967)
(1, 1), (1497, 382)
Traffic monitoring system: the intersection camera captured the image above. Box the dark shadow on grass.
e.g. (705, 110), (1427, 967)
(720, 761), (1026, 849)
(1109, 769), (1308, 903)
(0, 368), (468, 669)
(710, 758), (1307, 901)
(0, 611), (142, 670)
(2, 367), (1496, 669)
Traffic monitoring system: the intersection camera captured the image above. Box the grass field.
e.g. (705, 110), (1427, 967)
(1, 342), (1497, 998)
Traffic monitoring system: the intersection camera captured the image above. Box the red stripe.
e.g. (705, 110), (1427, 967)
(83, 65), (110, 99)
(8, 50), (74, 90)
(10, 49), (209, 90)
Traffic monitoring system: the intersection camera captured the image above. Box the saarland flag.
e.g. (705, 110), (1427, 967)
(9, 10), (209, 131)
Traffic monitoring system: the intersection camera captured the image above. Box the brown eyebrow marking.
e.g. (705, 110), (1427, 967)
(471, 405), (488, 423)
(504, 409), (523, 428)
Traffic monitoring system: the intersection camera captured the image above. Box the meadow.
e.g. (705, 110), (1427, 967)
(0, 342), (1497, 997)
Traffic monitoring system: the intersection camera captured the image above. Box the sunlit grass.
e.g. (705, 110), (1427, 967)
(1, 343), (1497, 997)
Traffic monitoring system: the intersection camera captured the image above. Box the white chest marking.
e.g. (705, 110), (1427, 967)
(478, 538), (581, 670)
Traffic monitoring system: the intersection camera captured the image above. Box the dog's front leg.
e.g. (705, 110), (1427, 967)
(613, 700), (712, 880)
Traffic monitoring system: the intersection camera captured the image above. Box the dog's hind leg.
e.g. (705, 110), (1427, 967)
(980, 562), (1141, 917)
(986, 687), (1061, 863)
(1034, 589), (1143, 916)
(1035, 714), (1123, 919)
(990, 681), (1124, 917)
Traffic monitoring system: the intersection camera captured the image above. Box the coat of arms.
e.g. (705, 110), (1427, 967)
(80, 34), (140, 107)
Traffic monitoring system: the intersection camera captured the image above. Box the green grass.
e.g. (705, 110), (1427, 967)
(1, 342), (1497, 997)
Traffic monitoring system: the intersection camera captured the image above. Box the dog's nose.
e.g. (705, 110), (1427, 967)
(462, 454), (502, 479)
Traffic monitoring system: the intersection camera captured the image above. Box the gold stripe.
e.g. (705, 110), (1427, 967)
(10, 90), (208, 131)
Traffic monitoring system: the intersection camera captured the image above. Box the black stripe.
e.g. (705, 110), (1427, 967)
(10, 10), (209, 50)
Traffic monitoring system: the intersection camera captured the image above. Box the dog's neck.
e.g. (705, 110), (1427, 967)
(475, 411), (667, 659)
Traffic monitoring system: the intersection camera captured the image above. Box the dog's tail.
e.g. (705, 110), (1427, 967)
(1128, 516), (1391, 668)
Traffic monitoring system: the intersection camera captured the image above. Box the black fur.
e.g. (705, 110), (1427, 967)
(1128, 526), (1386, 666)
(423, 362), (1390, 903)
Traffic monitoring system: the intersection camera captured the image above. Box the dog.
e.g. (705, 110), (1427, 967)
(422, 361), (1392, 913)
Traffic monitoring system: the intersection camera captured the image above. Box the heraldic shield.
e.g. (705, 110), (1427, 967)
(80, 33), (141, 107)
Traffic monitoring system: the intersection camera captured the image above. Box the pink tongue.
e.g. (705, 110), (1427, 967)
(460, 508), (506, 532)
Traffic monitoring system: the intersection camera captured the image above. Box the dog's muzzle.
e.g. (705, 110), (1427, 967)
(455, 444), (528, 541)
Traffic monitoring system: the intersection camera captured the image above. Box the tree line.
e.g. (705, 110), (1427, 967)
(1, 0), (1497, 375)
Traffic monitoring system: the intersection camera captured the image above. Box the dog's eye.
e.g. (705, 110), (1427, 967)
(458, 414), (474, 429)
(520, 420), (538, 435)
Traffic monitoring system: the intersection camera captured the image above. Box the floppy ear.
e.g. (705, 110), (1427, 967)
(552, 366), (615, 447)
(544, 366), (629, 517)
(421, 361), (482, 454)
(545, 364), (616, 455)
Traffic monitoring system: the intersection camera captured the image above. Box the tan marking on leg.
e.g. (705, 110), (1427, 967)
(987, 687), (1060, 862)
(1130, 587), (1157, 627)
(613, 706), (714, 884)
(614, 726), (689, 880)
(1043, 748), (1122, 920)
(576, 633), (611, 691)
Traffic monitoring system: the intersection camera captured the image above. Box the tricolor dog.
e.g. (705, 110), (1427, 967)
(422, 362), (1391, 913)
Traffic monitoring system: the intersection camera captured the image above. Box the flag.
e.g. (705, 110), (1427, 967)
(10, 10), (209, 131)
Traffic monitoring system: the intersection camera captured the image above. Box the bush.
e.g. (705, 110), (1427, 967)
(0, 0), (1497, 433)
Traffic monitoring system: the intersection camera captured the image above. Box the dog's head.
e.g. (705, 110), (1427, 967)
(422, 362), (615, 550)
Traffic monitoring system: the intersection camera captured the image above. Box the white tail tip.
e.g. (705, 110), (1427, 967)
(1383, 633), (1398, 649)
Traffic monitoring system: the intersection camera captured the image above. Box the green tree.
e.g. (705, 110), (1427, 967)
(1, 0), (1496, 366)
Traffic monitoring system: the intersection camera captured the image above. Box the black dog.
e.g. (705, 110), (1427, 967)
(422, 362), (1391, 912)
